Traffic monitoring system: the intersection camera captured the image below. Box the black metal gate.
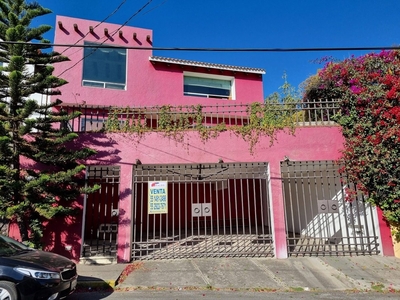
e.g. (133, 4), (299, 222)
(82, 166), (120, 258)
(281, 160), (380, 256)
(132, 162), (273, 260)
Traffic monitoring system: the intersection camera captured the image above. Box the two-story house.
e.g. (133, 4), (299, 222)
(12, 15), (393, 263)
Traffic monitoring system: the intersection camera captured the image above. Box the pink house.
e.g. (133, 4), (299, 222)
(54, 16), (264, 107)
(32, 15), (394, 263)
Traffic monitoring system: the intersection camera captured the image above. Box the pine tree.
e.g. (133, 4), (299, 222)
(0, 0), (97, 247)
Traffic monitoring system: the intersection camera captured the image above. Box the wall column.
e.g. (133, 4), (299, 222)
(269, 161), (288, 258)
(117, 163), (134, 263)
(377, 208), (394, 256)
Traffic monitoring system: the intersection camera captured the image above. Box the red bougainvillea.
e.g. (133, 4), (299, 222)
(304, 50), (400, 237)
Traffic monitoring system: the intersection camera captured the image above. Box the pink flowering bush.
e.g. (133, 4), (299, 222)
(304, 50), (400, 238)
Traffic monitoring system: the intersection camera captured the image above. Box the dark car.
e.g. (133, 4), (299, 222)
(0, 234), (77, 300)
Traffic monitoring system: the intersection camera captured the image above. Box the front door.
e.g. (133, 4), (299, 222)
(82, 166), (120, 258)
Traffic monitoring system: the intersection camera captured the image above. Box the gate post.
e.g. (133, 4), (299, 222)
(117, 163), (134, 263)
(268, 161), (288, 258)
(377, 207), (395, 256)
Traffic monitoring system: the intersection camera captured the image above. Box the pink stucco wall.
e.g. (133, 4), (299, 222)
(40, 16), (392, 261)
(77, 126), (345, 262)
(12, 124), (393, 261)
(53, 16), (264, 108)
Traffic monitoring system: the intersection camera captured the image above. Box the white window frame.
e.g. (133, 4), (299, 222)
(183, 71), (236, 100)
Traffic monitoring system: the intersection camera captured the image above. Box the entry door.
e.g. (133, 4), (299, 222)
(82, 166), (120, 257)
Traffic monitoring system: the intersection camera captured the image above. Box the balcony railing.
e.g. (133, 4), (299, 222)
(57, 100), (340, 133)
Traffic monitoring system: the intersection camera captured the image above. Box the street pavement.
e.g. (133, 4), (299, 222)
(68, 290), (400, 300)
(76, 255), (400, 294)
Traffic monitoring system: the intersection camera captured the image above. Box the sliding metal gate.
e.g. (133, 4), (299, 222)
(132, 162), (273, 260)
(281, 160), (380, 256)
(82, 166), (120, 258)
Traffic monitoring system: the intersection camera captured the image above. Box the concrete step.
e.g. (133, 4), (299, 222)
(80, 255), (118, 265)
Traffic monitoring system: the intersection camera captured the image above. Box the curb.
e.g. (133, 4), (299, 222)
(76, 280), (116, 291)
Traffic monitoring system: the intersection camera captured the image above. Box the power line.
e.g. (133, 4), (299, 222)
(60, 0), (128, 55)
(3, 40), (399, 52)
(108, 0), (154, 37)
(57, 0), (154, 77)
(140, 0), (169, 17)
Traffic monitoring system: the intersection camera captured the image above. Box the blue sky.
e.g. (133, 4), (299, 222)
(31, 0), (400, 98)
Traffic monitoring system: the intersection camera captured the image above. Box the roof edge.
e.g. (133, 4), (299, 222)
(149, 56), (265, 74)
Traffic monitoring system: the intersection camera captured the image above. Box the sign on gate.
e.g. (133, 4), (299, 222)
(148, 181), (168, 214)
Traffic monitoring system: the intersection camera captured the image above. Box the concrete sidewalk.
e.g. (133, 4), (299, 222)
(77, 263), (127, 288)
(77, 256), (400, 292)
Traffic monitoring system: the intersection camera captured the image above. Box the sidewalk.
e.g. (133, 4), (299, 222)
(77, 256), (400, 292)
(77, 263), (127, 288)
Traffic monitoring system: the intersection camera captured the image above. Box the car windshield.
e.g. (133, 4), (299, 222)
(0, 235), (31, 257)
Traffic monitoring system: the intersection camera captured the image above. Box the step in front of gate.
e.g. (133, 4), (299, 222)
(79, 255), (118, 265)
(82, 243), (117, 260)
(131, 233), (274, 260)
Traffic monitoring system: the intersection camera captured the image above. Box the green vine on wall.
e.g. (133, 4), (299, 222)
(105, 107), (148, 143)
(103, 76), (307, 153)
(104, 100), (300, 154)
(232, 102), (297, 153)
(104, 74), (304, 153)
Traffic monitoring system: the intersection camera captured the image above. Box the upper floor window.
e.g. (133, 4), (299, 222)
(82, 42), (127, 90)
(184, 72), (235, 100)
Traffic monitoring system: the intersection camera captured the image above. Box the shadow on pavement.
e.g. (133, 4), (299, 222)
(68, 291), (114, 300)
(70, 275), (115, 299)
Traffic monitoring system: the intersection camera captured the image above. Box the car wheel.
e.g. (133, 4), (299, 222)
(0, 282), (18, 300)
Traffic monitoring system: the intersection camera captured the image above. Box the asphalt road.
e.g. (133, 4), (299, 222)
(68, 291), (400, 300)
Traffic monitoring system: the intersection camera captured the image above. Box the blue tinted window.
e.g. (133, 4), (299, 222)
(82, 42), (126, 89)
(184, 76), (232, 99)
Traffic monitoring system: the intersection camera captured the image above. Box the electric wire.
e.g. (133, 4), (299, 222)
(59, 0), (128, 55)
(108, 0), (154, 37)
(57, 0), (154, 77)
(139, 0), (169, 17)
(2, 40), (399, 52)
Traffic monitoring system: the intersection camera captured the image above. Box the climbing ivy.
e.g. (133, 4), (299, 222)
(105, 87), (303, 154)
(231, 101), (297, 153)
(104, 79), (304, 153)
(105, 101), (298, 153)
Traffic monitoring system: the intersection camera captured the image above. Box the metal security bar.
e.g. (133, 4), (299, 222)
(57, 100), (339, 133)
(82, 166), (120, 258)
(132, 162), (273, 260)
(281, 160), (380, 256)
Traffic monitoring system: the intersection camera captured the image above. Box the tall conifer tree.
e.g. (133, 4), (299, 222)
(0, 0), (96, 246)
